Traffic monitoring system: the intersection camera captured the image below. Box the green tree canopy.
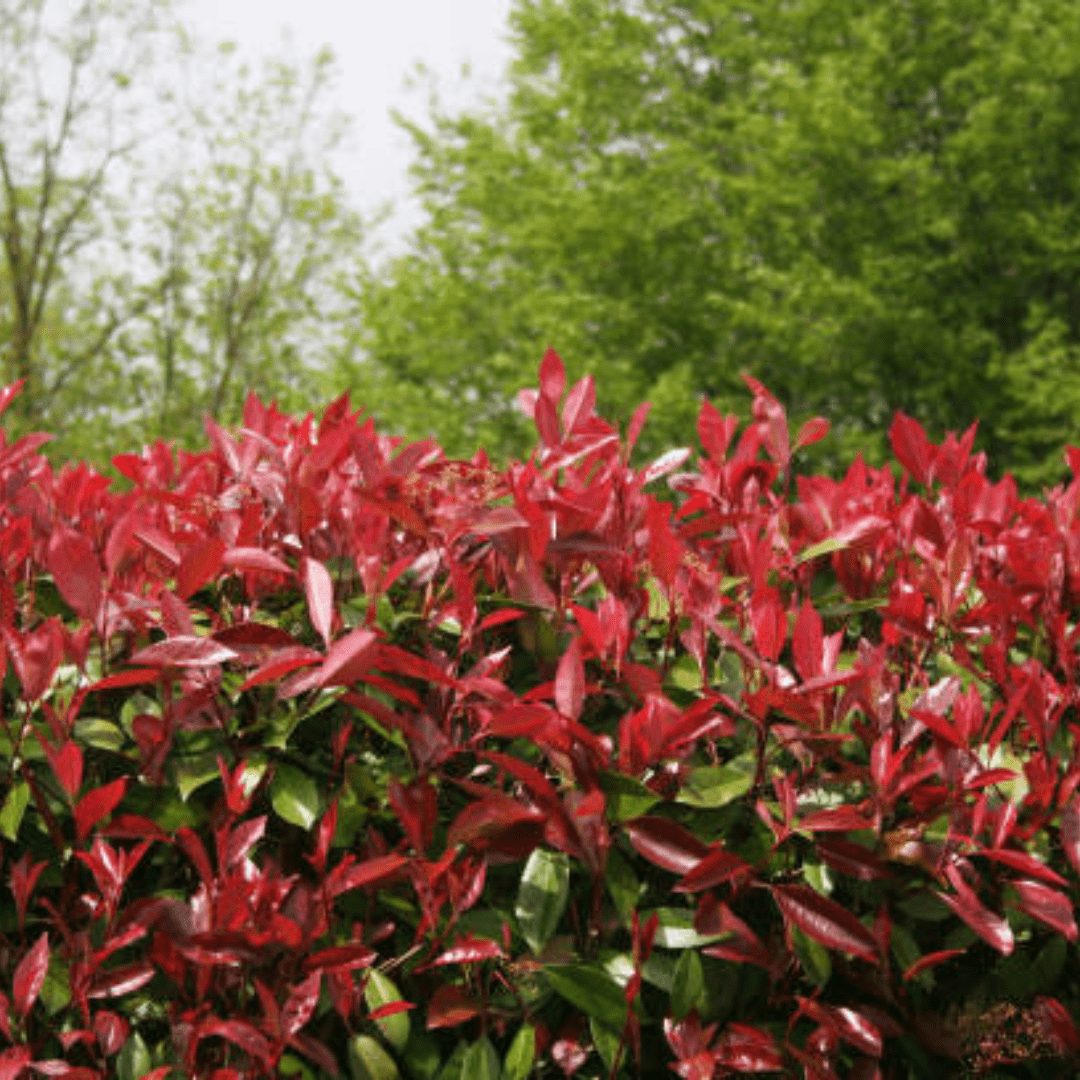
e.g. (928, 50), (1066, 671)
(350, 0), (1080, 485)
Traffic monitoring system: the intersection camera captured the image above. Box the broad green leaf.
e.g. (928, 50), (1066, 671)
(435, 1042), (469, 1080)
(589, 1017), (623, 1076)
(677, 761), (754, 809)
(174, 752), (220, 802)
(0, 781), (29, 841)
(605, 848), (641, 924)
(666, 654), (702, 692)
(460, 1037), (500, 1080)
(271, 764), (320, 830)
(599, 771), (660, 822)
(364, 969), (410, 1052)
(503, 1023), (536, 1080)
(804, 861), (834, 896)
(402, 1032), (442, 1080)
(117, 1034), (151, 1080)
(74, 718), (126, 752)
(544, 964), (628, 1028)
(790, 924), (832, 988)
(349, 1034), (400, 1080)
(279, 1055), (316, 1079)
(671, 949), (705, 1020)
(516, 848), (570, 954)
(650, 907), (726, 949)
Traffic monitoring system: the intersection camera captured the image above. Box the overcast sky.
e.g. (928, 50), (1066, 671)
(183, 0), (517, 255)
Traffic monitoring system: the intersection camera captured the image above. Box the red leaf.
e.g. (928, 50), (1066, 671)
(47, 740), (83, 800)
(539, 346), (566, 402)
(799, 806), (872, 833)
(223, 547), (292, 576)
(561, 375), (596, 434)
(282, 972), (321, 1037)
(176, 536), (225, 600)
(750, 590), (786, 662)
(535, 393), (561, 447)
(303, 557), (334, 648)
(13, 932), (49, 1019)
(976, 848), (1067, 887)
(626, 401), (651, 454)
(129, 636), (238, 668)
(697, 399), (738, 463)
(792, 599), (823, 682)
(318, 628), (378, 688)
(326, 854), (408, 898)
(0, 1048), (31, 1080)
(223, 816), (266, 870)
(426, 984), (480, 1029)
(675, 847), (753, 892)
(1061, 795), (1080, 879)
(795, 416), (830, 450)
(303, 943), (378, 973)
(889, 412), (933, 485)
(47, 530), (102, 623)
(368, 1001), (415, 1022)
(431, 933), (505, 966)
(936, 868), (1014, 955)
(1033, 996), (1080, 1053)
(716, 1022), (785, 1073)
(625, 817), (710, 875)
(237, 647), (321, 692)
(772, 884), (879, 963)
(213, 623), (298, 649)
(1011, 879), (1078, 941)
(93, 1010), (129, 1056)
(642, 447), (691, 486)
(816, 839), (891, 882)
(555, 636), (585, 720)
(903, 949), (965, 981)
(199, 1018), (272, 1066)
(74, 778), (127, 845)
(0, 380), (24, 418)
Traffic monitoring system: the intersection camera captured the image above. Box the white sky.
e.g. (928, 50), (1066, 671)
(182, 0), (517, 256)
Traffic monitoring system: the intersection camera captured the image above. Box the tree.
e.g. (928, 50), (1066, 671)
(351, 0), (1080, 484)
(0, 1), (364, 462)
(0, 0), (172, 436)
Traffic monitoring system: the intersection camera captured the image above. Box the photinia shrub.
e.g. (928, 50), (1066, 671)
(1, 353), (1080, 1078)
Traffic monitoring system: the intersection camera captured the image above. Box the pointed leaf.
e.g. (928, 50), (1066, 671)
(271, 766), (320, 830)
(47, 530), (102, 623)
(129, 636), (238, 668)
(772, 885), (878, 963)
(74, 778), (127, 845)
(13, 932), (49, 1019)
(1011, 879), (1078, 941)
(364, 971), (410, 1051)
(176, 537), (226, 600)
(303, 557), (335, 648)
(625, 817), (709, 875)
(936, 873), (1014, 955)
(516, 848), (570, 954)
(282, 972), (322, 1037)
(555, 636), (585, 720)
(539, 346), (566, 401)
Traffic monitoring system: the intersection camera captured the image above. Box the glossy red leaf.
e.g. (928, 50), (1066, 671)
(303, 943), (378, 973)
(129, 636), (238, 668)
(1061, 794), (1080, 879)
(675, 847), (753, 892)
(74, 777), (127, 845)
(1033, 996), (1080, 1053)
(937, 869), (1014, 955)
(93, 1010), (129, 1056)
(176, 536), (225, 600)
(11, 854), (47, 932)
(318, 628), (378, 688)
(47, 530), (102, 623)
(795, 416), (830, 450)
(889, 412), (933, 485)
(13, 932), (49, 1019)
(562, 374), (596, 434)
(625, 817), (710, 875)
(47, 740), (83, 800)
(237, 647), (322, 692)
(976, 848), (1067, 886)
(772, 884), (879, 963)
(368, 1001), (416, 1022)
(816, 839), (891, 882)
(535, 393), (561, 446)
(430, 933), (505, 966)
(697, 399), (738, 462)
(902, 949), (966, 981)
(282, 972), (322, 1037)
(223, 816), (266, 870)
(792, 599), (823, 681)
(302, 556), (334, 648)
(1011, 879), (1078, 941)
(750, 590), (786, 662)
(555, 636), (585, 720)
(539, 346), (566, 402)
(798, 806), (872, 833)
(326, 854), (408, 898)
(715, 1022), (785, 1073)
(427, 984), (481, 1029)
(0, 1048), (31, 1080)
(222, 547), (292, 576)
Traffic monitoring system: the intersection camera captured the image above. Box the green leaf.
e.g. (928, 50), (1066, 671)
(650, 907), (726, 949)
(460, 1037), (500, 1080)
(790, 923), (832, 988)
(435, 1042), (469, 1080)
(544, 964), (628, 1028)
(0, 780), (29, 841)
(174, 751), (221, 802)
(677, 760), (754, 809)
(671, 949), (705, 1020)
(516, 848), (570, 954)
(605, 848), (641, 924)
(503, 1023), (536, 1080)
(804, 861), (834, 896)
(402, 1032), (442, 1080)
(599, 771), (660, 822)
(364, 969), (410, 1052)
(589, 1017), (623, 1076)
(666, 654), (702, 692)
(271, 764), (320, 830)
(74, 717), (127, 752)
(349, 1034), (401, 1080)
(117, 1033), (152, 1080)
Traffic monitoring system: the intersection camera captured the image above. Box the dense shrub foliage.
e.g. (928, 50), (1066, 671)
(2, 354), (1080, 1078)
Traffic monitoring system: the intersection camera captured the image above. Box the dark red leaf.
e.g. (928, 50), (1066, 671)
(625, 817), (710, 875)
(902, 949), (965, 981)
(715, 1022), (785, 1073)
(976, 848), (1066, 886)
(13, 932), (49, 1019)
(47, 740), (83, 800)
(1033, 996), (1080, 1053)
(282, 972), (321, 1037)
(93, 1010), (129, 1056)
(936, 868), (1014, 955)
(1011, 879), (1078, 941)
(1061, 795), (1080, 879)
(772, 884), (879, 963)
(326, 854), (408, 898)
(212, 623), (299, 649)
(303, 943), (378, 973)
(426, 984), (481, 1029)
(74, 778), (127, 845)
(792, 600), (823, 682)
(675, 847), (753, 892)
(318, 628), (378, 688)
(798, 806), (872, 833)
(430, 933), (505, 967)
(223, 816), (266, 869)
(816, 839), (891, 882)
